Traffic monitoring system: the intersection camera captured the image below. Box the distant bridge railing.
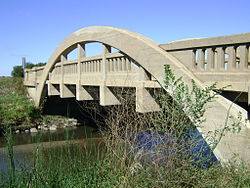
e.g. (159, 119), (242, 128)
(25, 52), (135, 85)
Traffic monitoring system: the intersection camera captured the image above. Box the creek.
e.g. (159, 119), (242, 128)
(0, 125), (101, 175)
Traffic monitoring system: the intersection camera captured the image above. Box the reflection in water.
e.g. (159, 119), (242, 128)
(0, 126), (100, 147)
(0, 126), (102, 176)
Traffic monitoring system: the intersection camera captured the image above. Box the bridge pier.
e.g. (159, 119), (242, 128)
(60, 84), (75, 98)
(136, 83), (160, 113)
(76, 84), (94, 101)
(100, 83), (121, 106)
(47, 82), (59, 96)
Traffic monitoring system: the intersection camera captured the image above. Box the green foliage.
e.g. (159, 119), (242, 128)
(3, 123), (15, 187)
(154, 64), (218, 134)
(25, 62), (46, 69)
(1, 142), (250, 188)
(0, 77), (42, 126)
(11, 66), (24, 77)
(11, 62), (46, 78)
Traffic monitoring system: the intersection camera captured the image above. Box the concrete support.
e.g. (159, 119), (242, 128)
(248, 86), (250, 106)
(61, 54), (67, 83)
(78, 43), (85, 78)
(192, 50), (196, 69)
(76, 85), (93, 101)
(207, 48), (214, 70)
(76, 43), (86, 101)
(99, 44), (120, 106)
(100, 83), (120, 106)
(197, 49), (205, 70)
(227, 46), (236, 70)
(216, 47), (225, 70)
(136, 83), (160, 113)
(125, 57), (131, 71)
(60, 84), (75, 98)
(47, 82), (59, 96)
(239, 45), (248, 70)
(121, 57), (125, 71)
(102, 44), (111, 80)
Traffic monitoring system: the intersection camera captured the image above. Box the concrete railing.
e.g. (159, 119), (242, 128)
(160, 33), (250, 72)
(24, 52), (135, 85)
(25, 33), (250, 91)
(24, 66), (45, 85)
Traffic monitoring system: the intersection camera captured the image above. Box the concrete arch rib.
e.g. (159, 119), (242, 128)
(36, 26), (249, 163)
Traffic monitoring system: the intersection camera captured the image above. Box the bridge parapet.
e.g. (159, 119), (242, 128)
(160, 33), (250, 91)
(25, 66), (45, 86)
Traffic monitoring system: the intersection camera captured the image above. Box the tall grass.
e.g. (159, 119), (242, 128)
(1, 127), (250, 187)
(1, 137), (250, 187)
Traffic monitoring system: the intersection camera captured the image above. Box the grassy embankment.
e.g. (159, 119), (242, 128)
(0, 77), (41, 128)
(1, 67), (250, 187)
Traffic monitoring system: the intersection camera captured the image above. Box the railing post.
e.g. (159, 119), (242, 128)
(207, 48), (214, 70)
(216, 47), (225, 70)
(25, 69), (28, 82)
(227, 46), (236, 70)
(125, 57), (131, 71)
(61, 54), (67, 84)
(192, 49), (196, 69)
(239, 45), (248, 70)
(78, 43), (85, 82)
(102, 44), (111, 81)
(34, 67), (37, 85)
(197, 49), (205, 70)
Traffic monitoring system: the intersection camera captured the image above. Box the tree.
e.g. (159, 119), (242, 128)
(11, 62), (47, 78)
(11, 66), (24, 77)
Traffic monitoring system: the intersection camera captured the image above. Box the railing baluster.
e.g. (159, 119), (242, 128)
(207, 48), (214, 70)
(121, 57), (125, 71)
(192, 49), (196, 69)
(114, 58), (118, 72)
(117, 58), (120, 71)
(110, 59), (114, 72)
(239, 45), (249, 70)
(99, 60), (102, 72)
(126, 57), (131, 71)
(227, 46), (236, 70)
(197, 49), (205, 70)
(216, 47), (225, 70)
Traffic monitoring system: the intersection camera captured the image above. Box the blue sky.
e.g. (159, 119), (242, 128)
(1, 0), (250, 76)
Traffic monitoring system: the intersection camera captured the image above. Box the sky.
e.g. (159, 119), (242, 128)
(1, 0), (250, 76)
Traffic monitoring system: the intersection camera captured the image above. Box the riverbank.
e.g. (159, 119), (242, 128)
(0, 77), (83, 135)
(0, 77), (42, 130)
(11, 115), (79, 134)
(1, 135), (250, 188)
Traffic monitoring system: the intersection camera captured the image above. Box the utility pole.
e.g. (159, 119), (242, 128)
(22, 57), (26, 69)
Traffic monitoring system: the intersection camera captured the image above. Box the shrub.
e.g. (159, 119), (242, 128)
(0, 77), (42, 126)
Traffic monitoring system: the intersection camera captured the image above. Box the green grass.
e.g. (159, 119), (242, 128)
(1, 140), (250, 188)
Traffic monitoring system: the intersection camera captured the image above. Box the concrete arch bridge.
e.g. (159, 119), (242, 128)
(24, 26), (250, 163)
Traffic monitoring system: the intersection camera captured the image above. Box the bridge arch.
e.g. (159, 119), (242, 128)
(27, 26), (250, 163)
(35, 26), (200, 106)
